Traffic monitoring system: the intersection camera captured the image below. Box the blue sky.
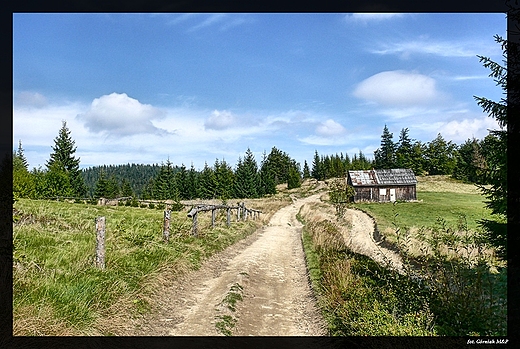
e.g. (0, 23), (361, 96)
(13, 13), (506, 170)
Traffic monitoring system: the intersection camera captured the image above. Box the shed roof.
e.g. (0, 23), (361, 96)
(348, 169), (417, 186)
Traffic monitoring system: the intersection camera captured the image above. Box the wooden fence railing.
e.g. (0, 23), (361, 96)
(187, 202), (261, 237)
(93, 203), (261, 268)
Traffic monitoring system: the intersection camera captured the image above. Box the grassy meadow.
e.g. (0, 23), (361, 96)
(12, 196), (287, 336)
(352, 175), (493, 243)
(299, 175), (506, 336)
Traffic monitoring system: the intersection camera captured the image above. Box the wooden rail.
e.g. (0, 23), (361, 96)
(187, 202), (261, 236)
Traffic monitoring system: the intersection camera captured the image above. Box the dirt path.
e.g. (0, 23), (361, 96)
(344, 208), (404, 273)
(131, 194), (327, 336)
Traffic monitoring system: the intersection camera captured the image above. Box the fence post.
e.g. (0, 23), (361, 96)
(227, 207), (231, 227)
(211, 208), (216, 228)
(163, 210), (171, 243)
(192, 212), (198, 237)
(95, 216), (106, 269)
(237, 203), (241, 221)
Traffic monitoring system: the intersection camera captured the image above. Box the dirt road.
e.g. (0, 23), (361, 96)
(132, 194), (327, 336)
(344, 208), (404, 274)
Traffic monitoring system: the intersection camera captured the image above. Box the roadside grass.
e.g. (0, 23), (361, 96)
(299, 175), (507, 336)
(299, 207), (436, 336)
(13, 198), (262, 335)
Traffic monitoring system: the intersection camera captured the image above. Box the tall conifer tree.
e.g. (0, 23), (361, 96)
(46, 121), (87, 197)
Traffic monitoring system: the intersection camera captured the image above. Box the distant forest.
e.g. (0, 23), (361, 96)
(81, 163), (163, 198)
(13, 121), (499, 202)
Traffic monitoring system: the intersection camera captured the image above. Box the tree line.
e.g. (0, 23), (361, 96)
(12, 120), (501, 202)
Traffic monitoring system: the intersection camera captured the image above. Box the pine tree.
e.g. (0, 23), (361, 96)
(258, 151), (277, 196)
(13, 145), (35, 199)
(46, 121), (87, 197)
(187, 163), (198, 200)
(311, 150), (324, 180)
(121, 178), (134, 197)
(94, 170), (110, 198)
(175, 163), (189, 199)
(374, 125), (396, 169)
(302, 160), (311, 179)
(198, 162), (217, 199)
(424, 133), (457, 175)
(287, 161), (301, 189)
(16, 140), (29, 170)
(214, 158), (234, 200)
(234, 149), (259, 198)
(395, 128), (413, 169)
(154, 159), (178, 200)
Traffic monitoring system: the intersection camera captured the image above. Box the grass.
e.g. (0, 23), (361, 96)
(299, 175), (506, 336)
(214, 282), (245, 336)
(352, 177), (493, 244)
(299, 212), (436, 336)
(12, 198), (263, 335)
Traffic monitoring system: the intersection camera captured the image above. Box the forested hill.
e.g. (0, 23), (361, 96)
(82, 163), (166, 197)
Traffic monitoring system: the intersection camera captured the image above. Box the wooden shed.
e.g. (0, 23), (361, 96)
(347, 169), (417, 203)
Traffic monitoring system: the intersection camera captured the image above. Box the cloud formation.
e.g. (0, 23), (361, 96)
(438, 117), (501, 143)
(370, 39), (491, 58)
(316, 119), (347, 137)
(353, 70), (444, 107)
(15, 91), (48, 108)
(204, 110), (236, 130)
(77, 93), (167, 137)
(345, 13), (404, 23)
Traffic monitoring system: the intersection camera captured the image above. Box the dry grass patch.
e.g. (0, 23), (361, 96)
(416, 175), (483, 194)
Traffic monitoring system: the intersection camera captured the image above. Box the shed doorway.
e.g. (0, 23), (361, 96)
(390, 188), (396, 202)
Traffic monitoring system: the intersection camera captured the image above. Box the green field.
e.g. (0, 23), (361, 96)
(12, 198), (261, 335)
(352, 176), (493, 240)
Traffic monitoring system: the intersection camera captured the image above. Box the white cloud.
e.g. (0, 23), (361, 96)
(316, 119), (347, 137)
(353, 70), (445, 107)
(14, 91), (48, 108)
(370, 39), (498, 58)
(345, 13), (404, 23)
(175, 13), (252, 32)
(76, 93), (168, 137)
(189, 13), (227, 31)
(204, 110), (236, 130)
(438, 117), (501, 143)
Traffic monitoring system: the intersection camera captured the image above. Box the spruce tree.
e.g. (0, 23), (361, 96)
(395, 128), (413, 169)
(46, 121), (87, 197)
(374, 125), (396, 169)
(258, 151), (276, 196)
(121, 178), (134, 197)
(175, 163), (189, 199)
(472, 33), (509, 254)
(302, 160), (311, 179)
(234, 149), (259, 198)
(94, 170), (110, 198)
(424, 133), (457, 175)
(198, 162), (217, 199)
(154, 159), (178, 200)
(16, 140), (29, 170)
(214, 158), (234, 200)
(311, 150), (324, 180)
(287, 161), (301, 189)
(187, 163), (198, 200)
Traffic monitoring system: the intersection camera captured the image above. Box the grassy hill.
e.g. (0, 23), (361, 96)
(352, 175), (493, 241)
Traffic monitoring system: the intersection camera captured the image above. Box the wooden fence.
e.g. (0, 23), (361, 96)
(93, 202), (261, 268)
(187, 202), (261, 237)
